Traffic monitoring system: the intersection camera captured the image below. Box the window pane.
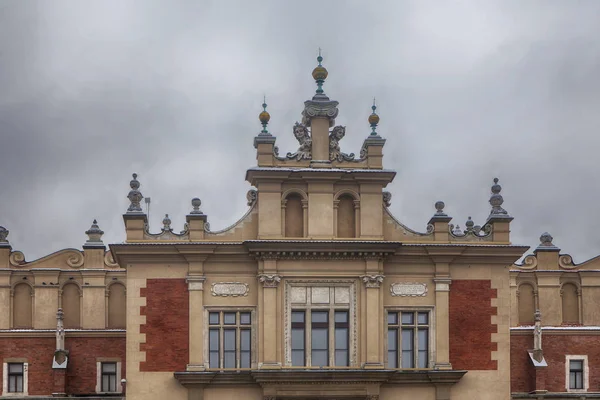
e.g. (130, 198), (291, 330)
(17, 375), (23, 392)
(224, 312), (236, 325)
(209, 351), (219, 368)
(241, 329), (251, 368)
(418, 328), (429, 368)
(102, 362), (117, 373)
(292, 311), (305, 323)
(335, 350), (348, 367)
(109, 375), (117, 392)
(335, 327), (348, 349)
(102, 375), (109, 392)
(209, 312), (220, 325)
(224, 351), (236, 368)
(401, 312), (414, 325)
(312, 328), (328, 350)
(312, 311), (328, 324)
(388, 312), (398, 325)
(570, 360), (583, 371)
(224, 329), (236, 351)
(9, 363), (23, 373)
(417, 312), (429, 325)
(335, 311), (348, 323)
(292, 328), (305, 349)
(388, 328), (398, 351)
(292, 350), (305, 366)
(312, 350), (328, 367)
(388, 350), (398, 368)
(401, 329), (414, 368)
(209, 329), (220, 368)
(240, 312), (251, 325)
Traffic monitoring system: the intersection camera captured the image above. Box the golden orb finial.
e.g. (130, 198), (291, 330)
(312, 48), (328, 94)
(368, 98), (380, 135)
(259, 95), (271, 135)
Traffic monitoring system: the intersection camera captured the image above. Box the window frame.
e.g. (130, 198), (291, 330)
(95, 360), (122, 394)
(284, 280), (357, 368)
(384, 307), (435, 369)
(565, 355), (588, 393)
(204, 307), (256, 370)
(2, 361), (28, 397)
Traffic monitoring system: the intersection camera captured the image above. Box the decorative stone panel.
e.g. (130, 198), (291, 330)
(390, 282), (428, 297)
(210, 282), (249, 297)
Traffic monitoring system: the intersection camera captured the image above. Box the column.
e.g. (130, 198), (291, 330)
(433, 268), (452, 370)
(362, 258), (384, 368)
(258, 258), (281, 369)
(187, 275), (206, 371)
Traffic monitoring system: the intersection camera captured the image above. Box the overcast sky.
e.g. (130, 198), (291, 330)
(1, 0), (599, 263)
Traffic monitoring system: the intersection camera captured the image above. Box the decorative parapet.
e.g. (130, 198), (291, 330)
(361, 274), (384, 288)
(8, 249), (84, 268)
(143, 214), (190, 241)
(211, 282), (249, 297)
(449, 216), (493, 241)
(258, 274), (281, 288)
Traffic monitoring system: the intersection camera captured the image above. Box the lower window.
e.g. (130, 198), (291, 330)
(101, 362), (117, 392)
(208, 310), (253, 369)
(291, 309), (349, 367)
(2, 362), (27, 396)
(8, 363), (24, 393)
(387, 310), (430, 369)
(95, 361), (121, 393)
(566, 355), (588, 392)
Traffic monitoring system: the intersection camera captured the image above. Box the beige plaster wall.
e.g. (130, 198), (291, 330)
(203, 387), (263, 400)
(451, 370), (509, 400)
(380, 385), (436, 400)
(124, 372), (188, 400)
(0, 287), (10, 328)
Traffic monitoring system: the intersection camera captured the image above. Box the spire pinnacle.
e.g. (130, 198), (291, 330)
(258, 95), (271, 135)
(368, 98), (380, 136)
(312, 49), (328, 96)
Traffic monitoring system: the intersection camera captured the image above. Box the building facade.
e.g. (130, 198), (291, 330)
(0, 56), (597, 399)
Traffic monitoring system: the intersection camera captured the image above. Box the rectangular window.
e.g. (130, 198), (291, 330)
(387, 311), (430, 369)
(8, 363), (24, 393)
(335, 311), (349, 367)
(291, 311), (306, 366)
(208, 310), (253, 369)
(311, 311), (329, 367)
(291, 309), (349, 367)
(100, 362), (117, 392)
(570, 360), (584, 390)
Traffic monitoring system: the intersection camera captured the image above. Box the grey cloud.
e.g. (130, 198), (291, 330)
(1, 0), (599, 262)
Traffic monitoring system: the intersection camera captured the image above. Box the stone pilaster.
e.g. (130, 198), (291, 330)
(433, 261), (452, 370)
(258, 263), (282, 369)
(361, 258), (384, 368)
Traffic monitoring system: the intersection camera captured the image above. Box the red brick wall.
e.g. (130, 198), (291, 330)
(0, 337), (54, 395)
(65, 337), (126, 394)
(510, 334), (535, 393)
(139, 278), (189, 371)
(0, 336), (125, 395)
(449, 279), (498, 370)
(511, 333), (600, 393)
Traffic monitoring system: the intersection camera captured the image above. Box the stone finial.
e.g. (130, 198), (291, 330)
(84, 219), (104, 245)
(435, 201), (446, 216)
(258, 95), (271, 136)
(369, 98), (380, 137)
(452, 224), (463, 235)
(539, 232), (553, 246)
(0, 226), (8, 243)
(162, 214), (172, 231)
(190, 198), (203, 214)
(489, 178), (509, 216)
(127, 173), (144, 213)
(302, 51), (339, 127)
(464, 216), (474, 232)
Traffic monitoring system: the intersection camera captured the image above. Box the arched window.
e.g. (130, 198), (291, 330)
(562, 283), (579, 325)
(13, 283), (32, 328)
(284, 193), (304, 238)
(336, 195), (356, 238)
(108, 283), (126, 329)
(518, 283), (536, 325)
(61, 283), (81, 328)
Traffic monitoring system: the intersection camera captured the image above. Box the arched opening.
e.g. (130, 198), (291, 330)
(61, 283), (81, 328)
(337, 195), (356, 238)
(285, 194), (304, 238)
(13, 283), (32, 328)
(108, 283), (126, 328)
(562, 283), (579, 324)
(518, 283), (535, 325)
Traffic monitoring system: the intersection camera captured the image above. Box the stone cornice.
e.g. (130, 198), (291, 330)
(245, 168), (397, 187)
(0, 329), (125, 338)
(173, 369), (466, 387)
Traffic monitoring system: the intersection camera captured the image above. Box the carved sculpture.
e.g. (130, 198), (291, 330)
(328, 125), (355, 161)
(127, 173), (143, 213)
(0, 226), (8, 243)
(286, 122), (312, 161)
